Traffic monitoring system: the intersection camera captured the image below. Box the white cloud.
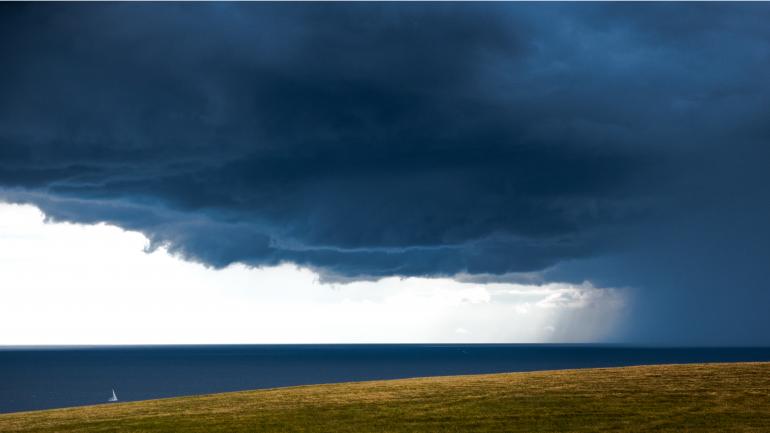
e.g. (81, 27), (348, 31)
(0, 202), (627, 345)
(455, 327), (471, 335)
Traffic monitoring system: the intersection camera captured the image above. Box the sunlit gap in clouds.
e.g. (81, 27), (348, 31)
(0, 202), (627, 345)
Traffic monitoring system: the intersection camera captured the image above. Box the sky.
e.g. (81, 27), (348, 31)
(1, 3), (769, 345)
(0, 202), (625, 344)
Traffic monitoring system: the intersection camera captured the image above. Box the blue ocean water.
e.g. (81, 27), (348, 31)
(2, 344), (770, 414)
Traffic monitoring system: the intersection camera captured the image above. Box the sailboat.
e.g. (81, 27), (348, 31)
(108, 389), (119, 402)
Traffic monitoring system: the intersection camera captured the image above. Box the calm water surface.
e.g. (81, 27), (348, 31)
(2, 344), (770, 413)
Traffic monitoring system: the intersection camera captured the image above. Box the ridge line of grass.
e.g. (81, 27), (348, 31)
(2, 362), (769, 432)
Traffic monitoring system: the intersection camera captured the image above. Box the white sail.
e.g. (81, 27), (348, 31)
(108, 389), (118, 402)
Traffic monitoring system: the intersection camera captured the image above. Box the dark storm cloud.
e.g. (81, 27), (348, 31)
(2, 2), (770, 341)
(0, 3), (663, 277)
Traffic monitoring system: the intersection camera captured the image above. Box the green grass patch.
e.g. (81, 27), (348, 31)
(2, 362), (769, 432)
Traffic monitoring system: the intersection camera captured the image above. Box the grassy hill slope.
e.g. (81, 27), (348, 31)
(2, 362), (769, 432)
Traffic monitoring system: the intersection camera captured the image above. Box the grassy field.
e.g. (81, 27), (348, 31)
(1, 362), (769, 432)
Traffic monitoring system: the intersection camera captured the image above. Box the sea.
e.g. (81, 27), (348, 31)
(2, 344), (770, 414)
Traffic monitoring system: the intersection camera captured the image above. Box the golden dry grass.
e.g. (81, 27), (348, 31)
(1, 362), (769, 432)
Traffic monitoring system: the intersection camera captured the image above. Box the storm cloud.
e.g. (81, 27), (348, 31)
(2, 4), (770, 341)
